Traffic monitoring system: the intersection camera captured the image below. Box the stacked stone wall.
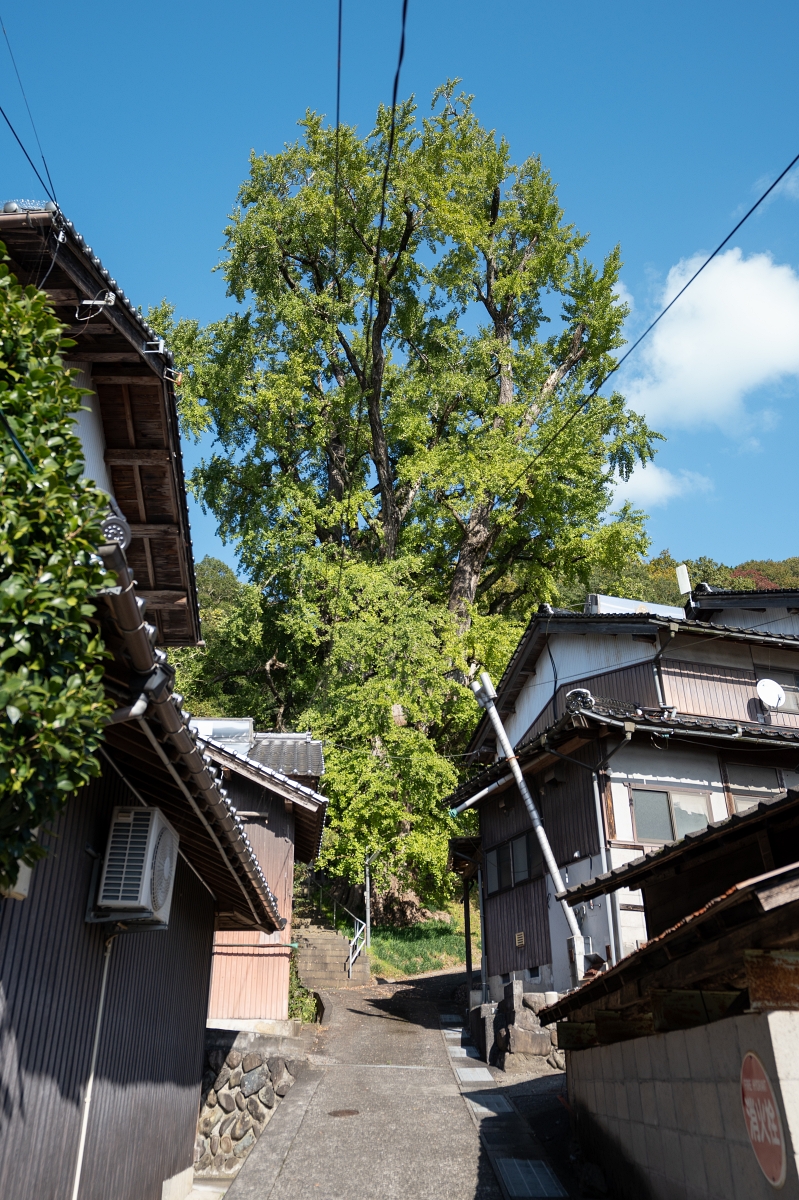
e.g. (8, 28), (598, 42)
(194, 1031), (303, 1179)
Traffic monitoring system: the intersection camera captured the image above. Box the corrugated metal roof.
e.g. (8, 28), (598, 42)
(539, 859), (799, 1025)
(248, 733), (325, 779)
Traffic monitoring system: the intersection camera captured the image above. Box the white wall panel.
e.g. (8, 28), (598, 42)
(70, 362), (112, 493)
(608, 744), (728, 831)
(709, 608), (799, 637)
(504, 633), (655, 746)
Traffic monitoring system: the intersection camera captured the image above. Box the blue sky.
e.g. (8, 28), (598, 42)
(2, 0), (798, 573)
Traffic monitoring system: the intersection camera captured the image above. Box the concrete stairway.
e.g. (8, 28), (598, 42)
(296, 921), (371, 990)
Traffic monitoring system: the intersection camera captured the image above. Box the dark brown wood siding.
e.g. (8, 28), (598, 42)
(522, 660), (660, 742)
(0, 764), (215, 1200)
(480, 744), (600, 974)
(481, 745), (600, 866)
(484, 876), (550, 977)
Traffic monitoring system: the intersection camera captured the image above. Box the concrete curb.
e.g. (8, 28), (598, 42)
(223, 1067), (324, 1199)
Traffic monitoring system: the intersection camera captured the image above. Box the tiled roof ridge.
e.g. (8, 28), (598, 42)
(98, 542), (283, 930)
(447, 693), (799, 808)
(0, 205), (173, 367)
(202, 738), (328, 808)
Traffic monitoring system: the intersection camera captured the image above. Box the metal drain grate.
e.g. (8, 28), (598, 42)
(496, 1158), (567, 1198)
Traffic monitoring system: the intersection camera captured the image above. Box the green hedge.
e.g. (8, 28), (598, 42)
(0, 242), (111, 887)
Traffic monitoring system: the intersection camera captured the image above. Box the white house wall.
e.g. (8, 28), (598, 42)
(708, 607), (799, 637)
(504, 633), (655, 747)
(70, 362), (112, 494)
(607, 744), (729, 825)
(546, 855), (619, 993)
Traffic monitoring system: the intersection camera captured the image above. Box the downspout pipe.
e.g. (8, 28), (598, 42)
(449, 772), (514, 817)
(470, 672), (586, 985)
(70, 933), (117, 1200)
(477, 866), (488, 1004)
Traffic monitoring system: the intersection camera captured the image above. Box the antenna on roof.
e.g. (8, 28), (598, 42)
(675, 563), (691, 596)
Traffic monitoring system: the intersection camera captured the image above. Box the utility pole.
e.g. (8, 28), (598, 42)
(364, 850), (378, 948)
(463, 876), (473, 995)
(470, 671), (590, 987)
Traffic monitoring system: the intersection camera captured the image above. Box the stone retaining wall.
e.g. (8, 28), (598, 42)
(194, 1030), (304, 1180)
(471, 981), (565, 1072)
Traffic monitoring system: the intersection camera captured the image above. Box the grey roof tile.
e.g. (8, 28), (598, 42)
(248, 733), (325, 778)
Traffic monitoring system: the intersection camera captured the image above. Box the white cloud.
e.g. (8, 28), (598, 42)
(615, 463), (712, 508)
(625, 248), (799, 428)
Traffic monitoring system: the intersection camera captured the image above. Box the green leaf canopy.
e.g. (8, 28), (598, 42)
(159, 83), (661, 899)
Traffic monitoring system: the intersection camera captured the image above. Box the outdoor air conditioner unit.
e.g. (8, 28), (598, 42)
(96, 807), (179, 926)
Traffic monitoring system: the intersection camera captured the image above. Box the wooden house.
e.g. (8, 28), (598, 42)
(0, 204), (293, 1200)
(540, 789), (799, 1200)
(189, 721), (327, 1032)
(447, 588), (799, 997)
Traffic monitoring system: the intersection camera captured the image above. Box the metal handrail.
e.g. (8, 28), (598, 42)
(348, 917), (366, 978)
(303, 871), (367, 977)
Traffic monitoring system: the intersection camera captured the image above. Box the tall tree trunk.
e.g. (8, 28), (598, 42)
(448, 500), (498, 629)
(368, 284), (400, 558)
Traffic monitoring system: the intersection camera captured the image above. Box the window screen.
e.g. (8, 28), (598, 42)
(485, 849), (498, 895)
(498, 843), (513, 891)
(631, 789), (672, 843)
(527, 832), (544, 879)
(511, 835), (528, 883)
(671, 791), (709, 838)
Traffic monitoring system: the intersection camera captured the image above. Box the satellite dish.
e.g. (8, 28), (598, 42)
(757, 678), (786, 710)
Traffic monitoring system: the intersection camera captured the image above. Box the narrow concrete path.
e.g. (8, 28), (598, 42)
(226, 973), (574, 1200)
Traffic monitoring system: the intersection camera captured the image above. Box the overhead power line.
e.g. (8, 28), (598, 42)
(0, 14), (57, 201)
(326, 0), (410, 652)
(331, 0), (343, 272)
(0, 101), (54, 204)
(531, 148), (799, 465)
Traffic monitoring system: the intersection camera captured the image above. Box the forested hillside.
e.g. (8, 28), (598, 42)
(557, 550), (799, 610)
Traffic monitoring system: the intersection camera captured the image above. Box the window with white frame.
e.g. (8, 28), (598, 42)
(629, 787), (711, 845)
(484, 831), (544, 896)
(724, 763), (783, 814)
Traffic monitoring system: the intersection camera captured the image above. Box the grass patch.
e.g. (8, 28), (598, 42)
(368, 907), (481, 979)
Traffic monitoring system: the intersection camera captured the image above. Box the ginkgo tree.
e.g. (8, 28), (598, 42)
(156, 81), (659, 901)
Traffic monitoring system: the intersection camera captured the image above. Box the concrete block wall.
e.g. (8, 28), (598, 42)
(567, 1010), (799, 1200)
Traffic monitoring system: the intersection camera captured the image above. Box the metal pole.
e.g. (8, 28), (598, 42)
(476, 866), (488, 1004)
(71, 934), (116, 1200)
(463, 877), (473, 995)
(365, 850), (378, 948)
(472, 672), (587, 985)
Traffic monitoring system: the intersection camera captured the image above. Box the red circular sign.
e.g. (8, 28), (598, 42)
(741, 1052), (787, 1188)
